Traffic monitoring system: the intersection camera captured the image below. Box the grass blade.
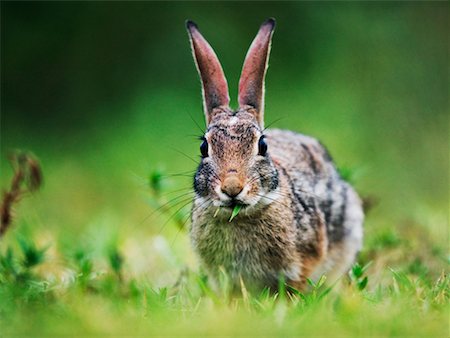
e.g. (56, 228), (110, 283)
(229, 204), (242, 222)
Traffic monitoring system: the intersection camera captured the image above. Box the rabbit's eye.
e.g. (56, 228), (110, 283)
(258, 136), (268, 156)
(200, 138), (209, 158)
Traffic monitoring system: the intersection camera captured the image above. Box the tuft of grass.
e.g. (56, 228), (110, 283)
(349, 262), (371, 291)
(18, 237), (48, 269)
(107, 245), (124, 282)
(149, 168), (165, 196)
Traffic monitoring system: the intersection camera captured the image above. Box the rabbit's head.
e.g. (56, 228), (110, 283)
(187, 19), (279, 213)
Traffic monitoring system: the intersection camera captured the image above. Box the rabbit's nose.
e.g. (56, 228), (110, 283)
(221, 175), (244, 198)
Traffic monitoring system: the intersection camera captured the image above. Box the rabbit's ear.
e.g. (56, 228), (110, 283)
(186, 21), (230, 124)
(238, 18), (275, 127)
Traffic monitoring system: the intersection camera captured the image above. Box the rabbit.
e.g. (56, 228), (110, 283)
(186, 18), (363, 292)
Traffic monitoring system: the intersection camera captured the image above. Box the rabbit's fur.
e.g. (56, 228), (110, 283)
(187, 19), (363, 292)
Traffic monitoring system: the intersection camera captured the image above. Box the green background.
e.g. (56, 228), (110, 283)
(1, 2), (448, 336)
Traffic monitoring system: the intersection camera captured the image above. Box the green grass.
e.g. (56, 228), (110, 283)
(1, 3), (448, 336)
(1, 88), (448, 335)
(0, 166), (448, 337)
(0, 234), (448, 337)
(1, 86), (448, 335)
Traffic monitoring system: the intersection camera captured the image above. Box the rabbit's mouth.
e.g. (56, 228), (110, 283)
(212, 183), (275, 213)
(223, 201), (249, 210)
(213, 196), (253, 211)
(215, 196), (266, 212)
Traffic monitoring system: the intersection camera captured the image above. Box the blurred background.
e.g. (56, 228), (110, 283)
(1, 2), (448, 285)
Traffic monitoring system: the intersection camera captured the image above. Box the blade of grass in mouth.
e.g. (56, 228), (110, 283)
(229, 204), (242, 222)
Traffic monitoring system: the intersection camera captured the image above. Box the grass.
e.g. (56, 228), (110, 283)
(0, 235), (448, 336)
(0, 164), (448, 337)
(1, 87), (448, 336)
(1, 88), (448, 335)
(1, 4), (448, 335)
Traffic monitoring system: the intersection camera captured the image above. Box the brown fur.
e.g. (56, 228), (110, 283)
(186, 19), (364, 293)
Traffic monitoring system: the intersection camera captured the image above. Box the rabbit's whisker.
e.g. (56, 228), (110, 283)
(130, 172), (151, 188)
(262, 117), (286, 131)
(169, 199), (213, 250)
(135, 193), (194, 230)
(168, 146), (200, 165)
(157, 198), (195, 235)
(158, 186), (195, 197)
(255, 193), (292, 210)
(161, 170), (197, 178)
(187, 111), (206, 135)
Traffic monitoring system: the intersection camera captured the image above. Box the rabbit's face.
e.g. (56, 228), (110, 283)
(187, 18), (277, 214)
(194, 109), (279, 213)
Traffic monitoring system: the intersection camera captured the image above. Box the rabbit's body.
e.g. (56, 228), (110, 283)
(265, 129), (363, 283)
(191, 124), (363, 291)
(186, 19), (363, 292)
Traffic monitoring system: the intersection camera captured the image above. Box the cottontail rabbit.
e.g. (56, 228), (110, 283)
(186, 18), (363, 292)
